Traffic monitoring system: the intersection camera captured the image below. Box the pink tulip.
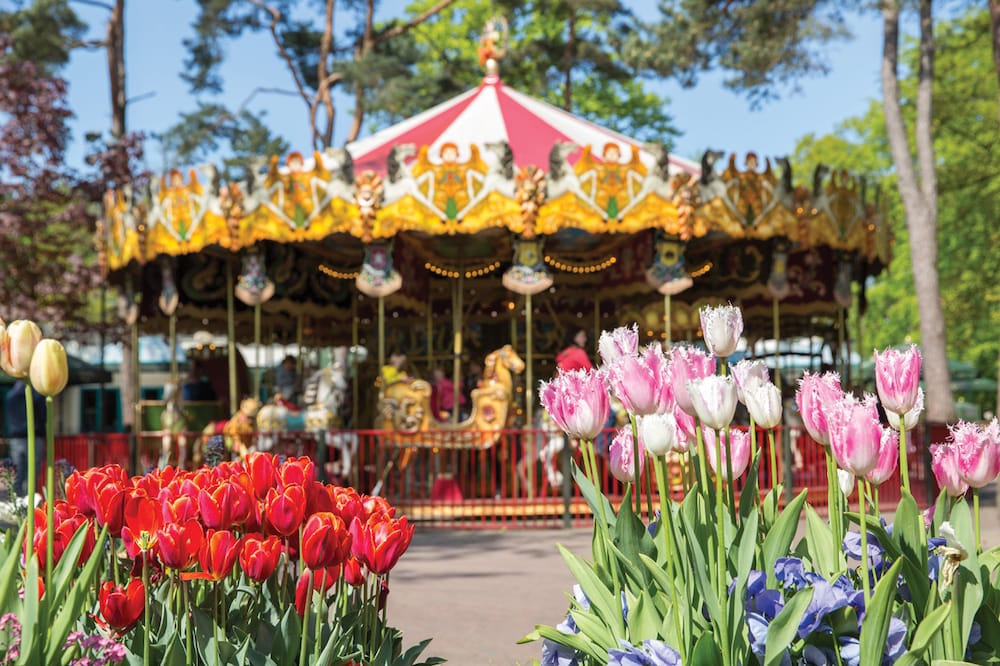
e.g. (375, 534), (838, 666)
(827, 394), (882, 478)
(637, 412), (678, 457)
(700, 304), (743, 358)
(668, 346), (717, 416)
(671, 405), (696, 453)
(687, 375), (738, 431)
(743, 377), (782, 429)
(795, 372), (843, 447)
(952, 420), (1000, 489)
(730, 359), (770, 403)
(609, 427), (644, 483)
(874, 345), (922, 415)
(605, 343), (670, 416)
(598, 324), (638, 366)
(931, 444), (969, 497)
(865, 426), (900, 487)
(539, 369), (609, 441)
(887, 387), (923, 432)
(705, 429), (751, 481)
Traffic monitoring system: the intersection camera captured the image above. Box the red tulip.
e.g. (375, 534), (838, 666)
(239, 533), (283, 582)
(160, 492), (199, 525)
(181, 529), (242, 582)
(278, 457), (315, 487)
(361, 495), (395, 521)
(300, 512), (351, 570)
(121, 493), (162, 558)
(65, 471), (94, 516)
(330, 486), (364, 526)
(94, 482), (127, 538)
(264, 485), (307, 537)
(306, 480), (335, 515)
(156, 520), (204, 570)
(199, 481), (250, 530)
(343, 556), (365, 587)
(244, 452), (276, 500)
(294, 566), (340, 617)
(33, 510), (94, 567)
(99, 579), (145, 632)
(350, 515), (414, 574)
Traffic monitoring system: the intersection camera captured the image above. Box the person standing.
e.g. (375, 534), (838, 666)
(555, 328), (593, 373)
(4, 379), (46, 497)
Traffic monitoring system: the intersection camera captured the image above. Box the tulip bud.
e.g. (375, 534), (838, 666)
(0, 320), (42, 378)
(887, 388), (923, 432)
(743, 377), (783, 429)
(29, 339), (69, 396)
(874, 345), (922, 416)
(700, 304), (743, 358)
(837, 468), (855, 498)
(637, 412), (678, 457)
(687, 375), (738, 431)
(609, 427), (644, 483)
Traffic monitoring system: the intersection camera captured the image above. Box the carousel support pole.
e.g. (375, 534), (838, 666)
(526, 292), (535, 499)
(837, 306), (846, 380)
(377, 296), (385, 401)
(168, 312), (178, 379)
(295, 314), (304, 377)
(352, 294), (359, 429)
(453, 272), (463, 426)
(426, 299), (433, 371)
(131, 296), (140, 475)
(253, 304), (262, 401)
(664, 292), (672, 347)
(593, 299), (601, 349)
(772, 298), (782, 395)
(226, 262), (237, 415)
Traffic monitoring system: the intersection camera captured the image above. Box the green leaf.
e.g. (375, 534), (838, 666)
(738, 452), (761, 522)
(572, 463), (617, 529)
(860, 559), (904, 665)
(627, 589), (662, 643)
(271, 605), (301, 666)
(20, 554), (41, 662)
(613, 486), (651, 586)
(557, 544), (626, 639)
(763, 489), (808, 587)
(689, 632), (722, 666)
(804, 505), (839, 578)
(0, 523), (26, 610)
(534, 624), (606, 663)
(571, 607), (618, 649)
(47, 525), (110, 665)
(909, 601), (952, 656)
(895, 489), (931, 618)
(764, 586), (813, 666)
(679, 501), (720, 623)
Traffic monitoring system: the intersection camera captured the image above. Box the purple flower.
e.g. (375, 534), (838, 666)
(797, 579), (852, 638)
(541, 639), (581, 666)
(607, 639), (681, 666)
(747, 612), (769, 658)
(775, 557), (808, 589)
(885, 617), (907, 664)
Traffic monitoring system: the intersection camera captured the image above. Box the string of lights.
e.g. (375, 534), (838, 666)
(543, 255), (617, 274)
(689, 262), (712, 278)
(424, 261), (502, 279)
(318, 264), (360, 279)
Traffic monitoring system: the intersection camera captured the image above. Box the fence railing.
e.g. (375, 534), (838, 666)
(51, 424), (934, 528)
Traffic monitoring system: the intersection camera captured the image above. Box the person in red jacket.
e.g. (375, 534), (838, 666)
(555, 328), (593, 373)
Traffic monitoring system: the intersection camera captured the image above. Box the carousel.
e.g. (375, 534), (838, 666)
(97, 21), (891, 506)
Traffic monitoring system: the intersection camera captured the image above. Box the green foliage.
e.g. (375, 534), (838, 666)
(0, 0), (86, 73)
(791, 8), (1000, 396)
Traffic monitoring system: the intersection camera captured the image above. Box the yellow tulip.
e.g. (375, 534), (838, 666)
(0, 320), (42, 378)
(29, 339), (69, 397)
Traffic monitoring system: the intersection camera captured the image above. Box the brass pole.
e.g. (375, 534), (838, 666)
(377, 296), (385, 401)
(168, 312), (177, 379)
(665, 292), (672, 347)
(453, 272), (463, 425)
(526, 292), (535, 498)
(131, 300), (140, 473)
(226, 263), (237, 414)
(772, 298), (782, 395)
(253, 303), (262, 400)
(426, 296), (433, 371)
(593, 299), (600, 351)
(352, 293), (359, 428)
(837, 305), (846, 383)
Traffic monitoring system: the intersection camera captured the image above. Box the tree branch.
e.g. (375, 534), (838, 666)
(247, 0), (315, 117)
(371, 0), (459, 46)
(70, 0), (114, 11)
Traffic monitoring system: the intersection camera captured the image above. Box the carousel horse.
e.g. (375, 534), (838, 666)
(256, 347), (358, 479)
(158, 378), (189, 469)
(378, 345), (526, 445)
(518, 410), (569, 491)
(197, 397), (261, 464)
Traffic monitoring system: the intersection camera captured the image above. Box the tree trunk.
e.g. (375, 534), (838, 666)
(107, 0), (126, 139)
(880, 0), (955, 422)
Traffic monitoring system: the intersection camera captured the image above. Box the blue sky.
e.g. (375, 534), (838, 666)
(62, 2), (886, 172)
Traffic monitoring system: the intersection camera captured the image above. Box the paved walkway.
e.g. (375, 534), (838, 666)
(388, 504), (1000, 665)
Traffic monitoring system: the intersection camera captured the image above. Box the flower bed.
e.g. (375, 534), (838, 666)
(526, 305), (1000, 665)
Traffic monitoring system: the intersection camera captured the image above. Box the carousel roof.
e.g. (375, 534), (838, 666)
(348, 73), (701, 177)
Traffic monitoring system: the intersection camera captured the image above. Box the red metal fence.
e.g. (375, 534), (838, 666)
(50, 425), (934, 528)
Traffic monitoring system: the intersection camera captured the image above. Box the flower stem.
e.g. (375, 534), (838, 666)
(629, 416), (642, 516)
(143, 552), (151, 666)
(654, 456), (685, 662)
(859, 484), (872, 607)
(45, 396), (55, 596)
(24, 383), (36, 555)
(314, 568), (328, 662)
(767, 429), (778, 495)
(974, 488), (981, 554)
(298, 573), (310, 666)
(585, 438), (618, 594)
(749, 415), (757, 461)
(714, 428), (730, 666)
(723, 428), (736, 524)
(898, 421), (910, 494)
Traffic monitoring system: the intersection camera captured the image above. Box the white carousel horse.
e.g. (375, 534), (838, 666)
(256, 347), (358, 479)
(518, 411), (568, 491)
(158, 378), (189, 469)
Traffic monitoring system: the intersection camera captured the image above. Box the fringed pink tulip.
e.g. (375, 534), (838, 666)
(609, 427), (644, 483)
(827, 394), (882, 478)
(706, 429), (751, 481)
(598, 324), (638, 366)
(795, 372), (843, 447)
(539, 369), (609, 441)
(637, 412), (678, 457)
(931, 444), (969, 497)
(667, 346), (716, 417)
(743, 377), (782, 429)
(874, 345), (922, 415)
(699, 304), (743, 358)
(687, 375), (738, 431)
(865, 426), (900, 487)
(887, 387), (923, 432)
(605, 343), (670, 416)
(952, 420), (1000, 489)
(672, 406), (696, 453)
(730, 359), (770, 403)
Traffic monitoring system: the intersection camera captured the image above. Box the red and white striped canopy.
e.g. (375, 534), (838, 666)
(347, 73), (700, 177)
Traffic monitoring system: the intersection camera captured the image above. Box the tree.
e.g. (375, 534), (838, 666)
(0, 36), (101, 329)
